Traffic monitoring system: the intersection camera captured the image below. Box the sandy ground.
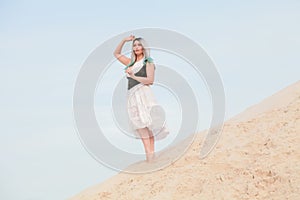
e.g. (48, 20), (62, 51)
(69, 81), (300, 200)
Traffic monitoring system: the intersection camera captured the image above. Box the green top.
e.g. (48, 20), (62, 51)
(123, 57), (154, 70)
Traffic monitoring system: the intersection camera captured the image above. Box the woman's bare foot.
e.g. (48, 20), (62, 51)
(146, 152), (155, 163)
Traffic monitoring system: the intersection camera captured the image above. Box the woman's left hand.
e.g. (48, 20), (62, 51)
(126, 68), (135, 78)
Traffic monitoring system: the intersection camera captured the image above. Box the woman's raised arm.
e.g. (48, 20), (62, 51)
(113, 35), (135, 66)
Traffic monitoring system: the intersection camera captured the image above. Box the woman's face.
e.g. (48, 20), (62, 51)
(133, 40), (143, 56)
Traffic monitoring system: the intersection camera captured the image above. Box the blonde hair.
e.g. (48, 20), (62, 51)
(126, 37), (151, 68)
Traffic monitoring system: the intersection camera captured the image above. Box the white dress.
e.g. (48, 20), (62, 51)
(126, 58), (169, 140)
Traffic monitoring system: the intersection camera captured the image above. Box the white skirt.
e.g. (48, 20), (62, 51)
(127, 84), (169, 140)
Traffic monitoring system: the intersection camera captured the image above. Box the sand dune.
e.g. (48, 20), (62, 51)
(69, 81), (300, 200)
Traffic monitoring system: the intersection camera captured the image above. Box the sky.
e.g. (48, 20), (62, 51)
(0, 0), (299, 199)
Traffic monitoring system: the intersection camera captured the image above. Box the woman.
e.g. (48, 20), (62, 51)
(113, 35), (169, 162)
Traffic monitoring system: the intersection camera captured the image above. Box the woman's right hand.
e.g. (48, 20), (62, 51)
(124, 35), (135, 42)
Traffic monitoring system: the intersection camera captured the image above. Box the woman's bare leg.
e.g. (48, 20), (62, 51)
(147, 129), (155, 162)
(148, 130), (155, 153)
(137, 128), (151, 158)
(137, 127), (154, 162)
